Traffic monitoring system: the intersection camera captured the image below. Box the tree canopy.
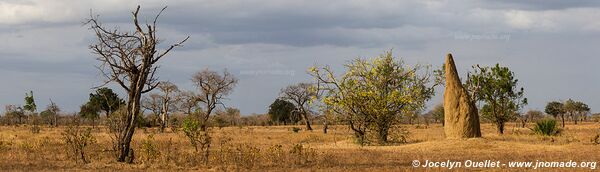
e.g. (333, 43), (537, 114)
(268, 98), (297, 125)
(310, 51), (438, 144)
(467, 64), (527, 134)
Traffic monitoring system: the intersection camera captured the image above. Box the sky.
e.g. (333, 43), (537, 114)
(1, 0), (600, 115)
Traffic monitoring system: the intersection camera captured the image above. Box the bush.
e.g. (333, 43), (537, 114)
(592, 134), (600, 145)
(531, 119), (561, 136)
(106, 107), (127, 152)
(62, 125), (96, 164)
(388, 125), (410, 144)
(182, 118), (211, 164)
(291, 127), (301, 133)
(140, 134), (161, 163)
(30, 125), (41, 134)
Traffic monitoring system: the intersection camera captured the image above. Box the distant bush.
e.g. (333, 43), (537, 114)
(62, 125), (96, 164)
(531, 119), (561, 136)
(291, 127), (301, 133)
(30, 125), (41, 134)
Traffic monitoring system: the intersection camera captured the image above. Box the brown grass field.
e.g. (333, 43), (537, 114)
(1, 122), (599, 171)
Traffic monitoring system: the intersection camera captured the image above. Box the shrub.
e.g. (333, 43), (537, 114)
(531, 119), (561, 136)
(592, 134), (600, 145)
(291, 127), (301, 133)
(30, 125), (41, 134)
(182, 118), (211, 164)
(388, 125), (410, 144)
(62, 125), (96, 164)
(106, 107), (127, 145)
(140, 134), (161, 163)
(289, 143), (318, 165)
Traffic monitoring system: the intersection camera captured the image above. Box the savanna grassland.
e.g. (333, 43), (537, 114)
(1, 122), (599, 171)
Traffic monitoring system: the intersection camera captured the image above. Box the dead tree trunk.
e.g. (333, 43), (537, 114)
(87, 5), (188, 163)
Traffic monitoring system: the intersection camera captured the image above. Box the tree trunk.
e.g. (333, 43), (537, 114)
(377, 127), (388, 144)
(323, 119), (328, 134)
(497, 122), (504, 134)
(561, 114), (565, 127)
(117, 84), (143, 163)
(160, 101), (169, 132)
(302, 112), (312, 131)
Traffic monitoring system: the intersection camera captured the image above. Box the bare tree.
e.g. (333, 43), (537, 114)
(191, 69), (238, 131)
(280, 83), (318, 131)
(178, 90), (199, 115)
(142, 93), (162, 125)
(86, 6), (188, 163)
(157, 82), (180, 131)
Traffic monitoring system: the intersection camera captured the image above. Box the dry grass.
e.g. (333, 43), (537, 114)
(0, 122), (600, 171)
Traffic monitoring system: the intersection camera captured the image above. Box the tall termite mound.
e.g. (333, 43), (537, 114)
(444, 53), (481, 138)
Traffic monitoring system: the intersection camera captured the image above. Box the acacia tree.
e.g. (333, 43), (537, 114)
(564, 99), (590, 124)
(191, 69), (238, 131)
(86, 6), (188, 162)
(280, 83), (318, 131)
(545, 101), (565, 127)
(467, 64), (527, 134)
(309, 51), (437, 144)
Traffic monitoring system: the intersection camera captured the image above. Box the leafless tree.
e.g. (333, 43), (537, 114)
(191, 69), (238, 131)
(157, 82), (180, 131)
(280, 83), (318, 131)
(86, 5), (188, 163)
(142, 93), (162, 125)
(178, 90), (199, 115)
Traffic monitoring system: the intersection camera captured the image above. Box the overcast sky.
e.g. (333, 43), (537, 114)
(1, 0), (600, 115)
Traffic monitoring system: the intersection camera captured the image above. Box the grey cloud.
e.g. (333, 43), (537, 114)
(2, 1), (600, 114)
(479, 0), (600, 10)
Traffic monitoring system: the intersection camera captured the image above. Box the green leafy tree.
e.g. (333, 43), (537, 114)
(88, 87), (124, 118)
(23, 91), (38, 125)
(563, 99), (590, 125)
(182, 118), (211, 163)
(23, 91), (37, 114)
(545, 101), (564, 126)
(428, 104), (444, 126)
(268, 98), (297, 125)
(309, 51), (438, 144)
(79, 102), (100, 126)
(467, 64), (527, 134)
